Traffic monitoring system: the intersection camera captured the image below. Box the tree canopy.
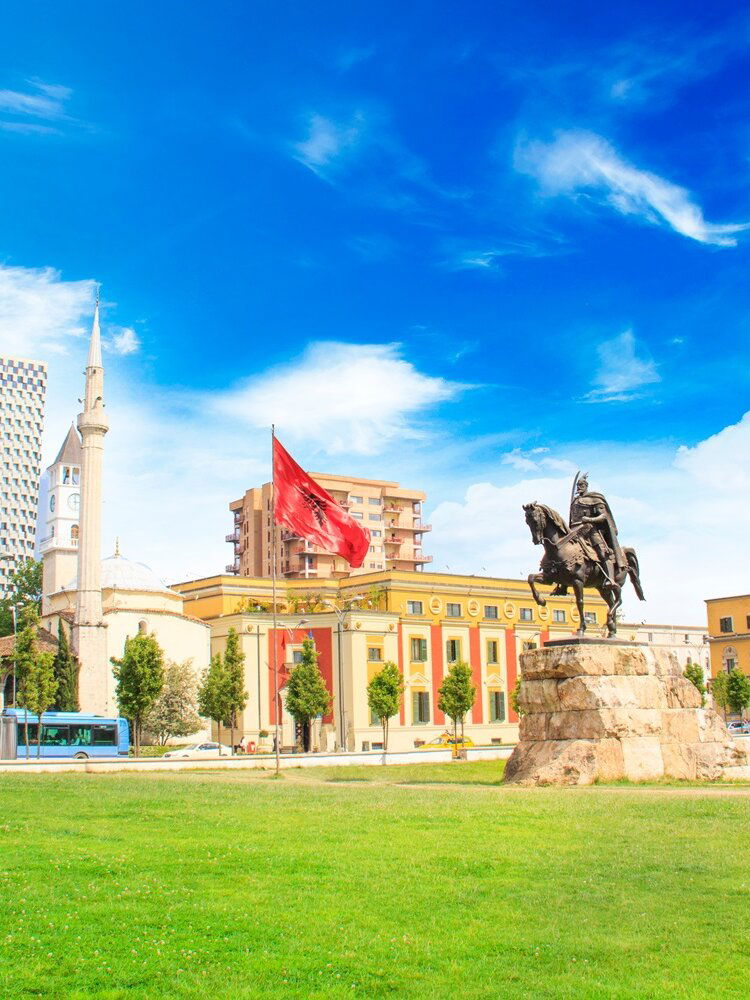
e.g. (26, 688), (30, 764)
(285, 638), (330, 748)
(438, 661), (476, 748)
(144, 659), (202, 746)
(366, 661), (403, 753)
(111, 632), (165, 755)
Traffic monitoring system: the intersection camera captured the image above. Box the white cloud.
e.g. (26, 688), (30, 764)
(110, 327), (140, 356)
(430, 417), (750, 624)
(516, 130), (748, 246)
(212, 341), (464, 455)
(0, 80), (71, 119)
(292, 112), (367, 179)
(585, 329), (660, 403)
(0, 264), (94, 358)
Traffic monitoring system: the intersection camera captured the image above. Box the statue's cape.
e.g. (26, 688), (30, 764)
(571, 492), (626, 570)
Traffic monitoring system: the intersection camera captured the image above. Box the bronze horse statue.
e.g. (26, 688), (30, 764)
(522, 502), (645, 637)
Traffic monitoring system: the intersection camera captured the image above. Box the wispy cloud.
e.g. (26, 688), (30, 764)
(502, 447), (577, 474)
(585, 329), (660, 403)
(516, 130), (748, 246)
(0, 80), (73, 134)
(212, 341), (466, 454)
(0, 264), (94, 357)
(110, 327), (141, 356)
(292, 111), (367, 181)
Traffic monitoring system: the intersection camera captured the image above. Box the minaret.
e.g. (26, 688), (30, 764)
(74, 294), (111, 714)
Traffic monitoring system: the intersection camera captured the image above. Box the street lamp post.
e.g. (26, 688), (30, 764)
(325, 596), (363, 751)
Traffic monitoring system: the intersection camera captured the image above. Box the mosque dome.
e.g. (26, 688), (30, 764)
(64, 547), (175, 595)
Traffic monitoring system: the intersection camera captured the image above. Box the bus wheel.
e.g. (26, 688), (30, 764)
(73, 752), (89, 760)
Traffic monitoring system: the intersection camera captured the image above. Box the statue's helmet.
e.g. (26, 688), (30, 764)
(577, 472), (589, 491)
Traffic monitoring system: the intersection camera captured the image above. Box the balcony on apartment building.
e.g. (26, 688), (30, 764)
(225, 530), (240, 543)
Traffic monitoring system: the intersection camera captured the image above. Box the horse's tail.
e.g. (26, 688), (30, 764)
(624, 546), (645, 601)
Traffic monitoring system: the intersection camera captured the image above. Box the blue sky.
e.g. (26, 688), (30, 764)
(1, 1), (749, 622)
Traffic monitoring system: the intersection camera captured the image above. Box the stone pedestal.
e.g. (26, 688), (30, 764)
(504, 642), (750, 785)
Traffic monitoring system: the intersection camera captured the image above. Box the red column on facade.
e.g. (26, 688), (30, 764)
(505, 628), (519, 723)
(431, 624), (445, 726)
(469, 627), (483, 724)
(310, 627), (334, 723)
(397, 622), (405, 726)
(540, 629), (550, 647)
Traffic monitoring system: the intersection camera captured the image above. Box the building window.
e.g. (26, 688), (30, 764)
(583, 612), (597, 625)
(72, 467), (80, 485)
(407, 600), (423, 615)
(746, 616), (750, 631)
(368, 514), (381, 522)
(410, 637), (427, 661)
(487, 640), (498, 665)
(370, 706), (380, 726)
(138, 620), (148, 634)
(519, 607), (533, 622)
(446, 639), (461, 663)
(351, 512), (363, 520)
(371, 529), (382, 538)
(412, 691), (430, 724)
(367, 647), (383, 662)
(723, 646), (738, 673)
(489, 691), (506, 723)
(446, 603), (461, 618)
(484, 605), (498, 620)
(553, 610), (566, 623)
(349, 496), (363, 504)
(720, 616), (734, 634)
(71, 524), (79, 544)
(368, 497), (380, 506)
(292, 649), (304, 664)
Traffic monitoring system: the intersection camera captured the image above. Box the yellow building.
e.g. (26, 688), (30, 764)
(172, 569), (608, 752)
(706, 594), (750, 678)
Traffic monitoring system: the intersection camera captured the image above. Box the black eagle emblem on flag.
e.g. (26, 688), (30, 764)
(297, 485), (329, 527)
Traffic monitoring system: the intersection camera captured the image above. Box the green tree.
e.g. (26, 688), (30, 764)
(366, 661), (404, 754)
(727, 668), (750, 720)
(13, 607), (57, 758)
(0, 558), (43, 637)
(143, 659), (202, 745)
(223, 628), (248, 750)
(52, 619), (79, 711)
(683, 661), (706, 707)
(197, 652), (229, 747)
(438, 661), (476, 752)
(285, 638), (330, 751)
(510, 676), (525, 719)
(111, 632), (165, 755)
(711, 671), (730, 721)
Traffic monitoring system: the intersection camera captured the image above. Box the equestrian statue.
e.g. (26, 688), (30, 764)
(523, 472), (645, 637)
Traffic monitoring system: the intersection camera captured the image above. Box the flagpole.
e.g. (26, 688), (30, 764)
(271, 423), (280, 777)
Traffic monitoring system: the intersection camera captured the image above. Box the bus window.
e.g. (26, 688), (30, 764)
(18, 723), (39, 745)
(69, 725), (92, 746)
(42, 725), (69, 746)
(92, 725), (117, 746)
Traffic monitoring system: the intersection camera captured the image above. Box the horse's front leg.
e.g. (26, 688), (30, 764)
(605, 583), (623, 637)
(528, 572), (547, 607)
(572, 579), (585, 634)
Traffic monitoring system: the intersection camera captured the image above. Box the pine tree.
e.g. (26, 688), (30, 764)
(13, 607), (57, 758)
(366, 661), (403, 753)
(222, 628), (248, 750)
(111, 632), (165, 755)
(437, 661), (476, 754)
(285, 638), (330, 751)
(52, 619), (79, 712)
(197, 652), (229, 747)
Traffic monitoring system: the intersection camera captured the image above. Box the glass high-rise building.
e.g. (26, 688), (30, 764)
(0, 356), (47, 595)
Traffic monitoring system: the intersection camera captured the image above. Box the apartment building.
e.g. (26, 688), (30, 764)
(0, 356), (47, 594)
(227, 474), (431, 579)
(705, 594), (750, 679)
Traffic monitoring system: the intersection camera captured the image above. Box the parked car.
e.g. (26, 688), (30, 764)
(418, 732), (475, 756)
(726, 722), (750, 735)
(163, 742), (233, 759)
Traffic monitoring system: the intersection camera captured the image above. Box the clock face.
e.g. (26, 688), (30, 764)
(68, 493), (80, 512)
(49, 495), (56, 512)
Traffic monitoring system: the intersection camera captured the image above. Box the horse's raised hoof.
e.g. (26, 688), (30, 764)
(537, 597), (546, 607)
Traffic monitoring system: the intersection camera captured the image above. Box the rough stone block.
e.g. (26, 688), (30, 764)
(620, 736), (664, 781)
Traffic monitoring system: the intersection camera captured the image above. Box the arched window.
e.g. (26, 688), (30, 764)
(138, 619), (148, 634)
(723, 646), (738, 673)
(71, 524), (79, 545)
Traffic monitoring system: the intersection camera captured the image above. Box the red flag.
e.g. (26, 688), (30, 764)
(273, 436), (370, 568)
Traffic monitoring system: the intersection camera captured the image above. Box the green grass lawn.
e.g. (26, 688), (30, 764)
(1, 763), (749, 999)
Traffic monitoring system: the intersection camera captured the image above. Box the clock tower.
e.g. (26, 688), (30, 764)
(40, 424), (82, 615)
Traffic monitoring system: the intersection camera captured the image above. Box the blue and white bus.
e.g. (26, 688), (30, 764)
(0, 710), (130, 760)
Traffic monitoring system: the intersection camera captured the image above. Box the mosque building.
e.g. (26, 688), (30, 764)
(39, 301), (210, 717)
